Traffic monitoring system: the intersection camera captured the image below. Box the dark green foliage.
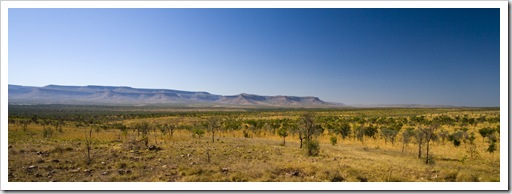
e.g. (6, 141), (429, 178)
(364, 125), (378, 139)
(448, 130), (466, 147)
(401, 127), (415, 153)
(479, 127), (495, 142)
(193, 128), (205, 138)
(330, 136), (337, 146)
(306, 140), (320, 156)
(414, 128), (425, 158)
(452, 139), (461, 147)
(380, 125), (401, 145)
(487, 133), (498, 154)
(300, 113), (322, 156)
(277, 126), (289, 146)
(339, 123), (351, 139)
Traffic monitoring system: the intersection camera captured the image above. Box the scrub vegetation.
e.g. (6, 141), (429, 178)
(8, 105), (500, 182)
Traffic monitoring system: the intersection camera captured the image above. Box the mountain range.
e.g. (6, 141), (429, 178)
(8, 84), (341, 107)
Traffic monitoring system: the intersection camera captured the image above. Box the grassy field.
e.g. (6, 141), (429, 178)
(7, 106), (500, 182)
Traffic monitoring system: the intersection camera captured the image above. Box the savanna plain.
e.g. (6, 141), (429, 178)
(7, 105), (500, 182)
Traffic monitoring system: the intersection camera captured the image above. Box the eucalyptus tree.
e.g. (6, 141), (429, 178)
(205, 116), (222, 143)
(420, 123), (439, 164)
(299, 113), (322, 156)
(401, 127), (415, 154)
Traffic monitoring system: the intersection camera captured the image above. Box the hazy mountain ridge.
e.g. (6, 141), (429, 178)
(8, 84), (339, 107)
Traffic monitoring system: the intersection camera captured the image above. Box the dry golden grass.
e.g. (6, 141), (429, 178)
(8, 118), (500, 182)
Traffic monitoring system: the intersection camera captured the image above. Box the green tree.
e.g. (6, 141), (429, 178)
(277, 126), (289, 146)
(300, 113), (322, 156)
(420, 124), (439, 164)
(414, 128), (425, 158)
(401, 127), (415, 154)
(205, 116), (221, 143)
(478, 127), (494, 142)
(339, 123), (351, 139)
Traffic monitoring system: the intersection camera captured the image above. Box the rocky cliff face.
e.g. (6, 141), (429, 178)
(8, 84), (341, 107)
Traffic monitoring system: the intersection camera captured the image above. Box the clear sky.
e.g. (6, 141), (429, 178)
(8, 8), (500, 107)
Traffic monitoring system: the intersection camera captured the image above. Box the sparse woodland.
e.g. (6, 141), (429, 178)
(8, 105), (500, 182)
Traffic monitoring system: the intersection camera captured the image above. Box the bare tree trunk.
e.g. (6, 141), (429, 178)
(418, 139), (422, 158)
(425, 140), (430, 164)
(211, 130), (215, 143)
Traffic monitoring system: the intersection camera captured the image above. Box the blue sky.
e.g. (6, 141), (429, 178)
(8, 8), (500, 107)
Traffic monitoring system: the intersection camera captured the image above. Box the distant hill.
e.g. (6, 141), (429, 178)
(8, 84), (343, 108)
(349, 104), (461, 108)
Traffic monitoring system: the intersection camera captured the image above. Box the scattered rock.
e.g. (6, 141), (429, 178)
(70, 169), (80, 173)
(189, 162), (196, 165)
(117, 169), (132, 175)
(221, 168), (229, 173)
(36, 159), (45, 164)
(52, 159), (60, 163)
(291, 171), (300, 176)
(187, 154), (191, 157)
(101, 171), (109, 176)
(27, 165), (37, 170)
(148, 145), (161, 151)
(161, 165), (167, 168)
(83, 169), (92, 173)
(357, 176), (368, 182)
(36, 151), (50, 157)
(331, 175), (345, 182)
(101, 162), (106, 165)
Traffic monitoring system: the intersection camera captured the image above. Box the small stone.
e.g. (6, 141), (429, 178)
(28, 165), (37, 169)
(70, 169), (80, 173)
(161, 165), (167, 168)
(101, 171), (108, 176)
(187, 154), (191, 157)
(221, 168), (229, 173)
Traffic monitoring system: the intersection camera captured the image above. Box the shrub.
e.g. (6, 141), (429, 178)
(306, 140), (320, 156)
(42, 127), (53, 138)
(330, 136), (337, 146)
(193, 128), (205, 138)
